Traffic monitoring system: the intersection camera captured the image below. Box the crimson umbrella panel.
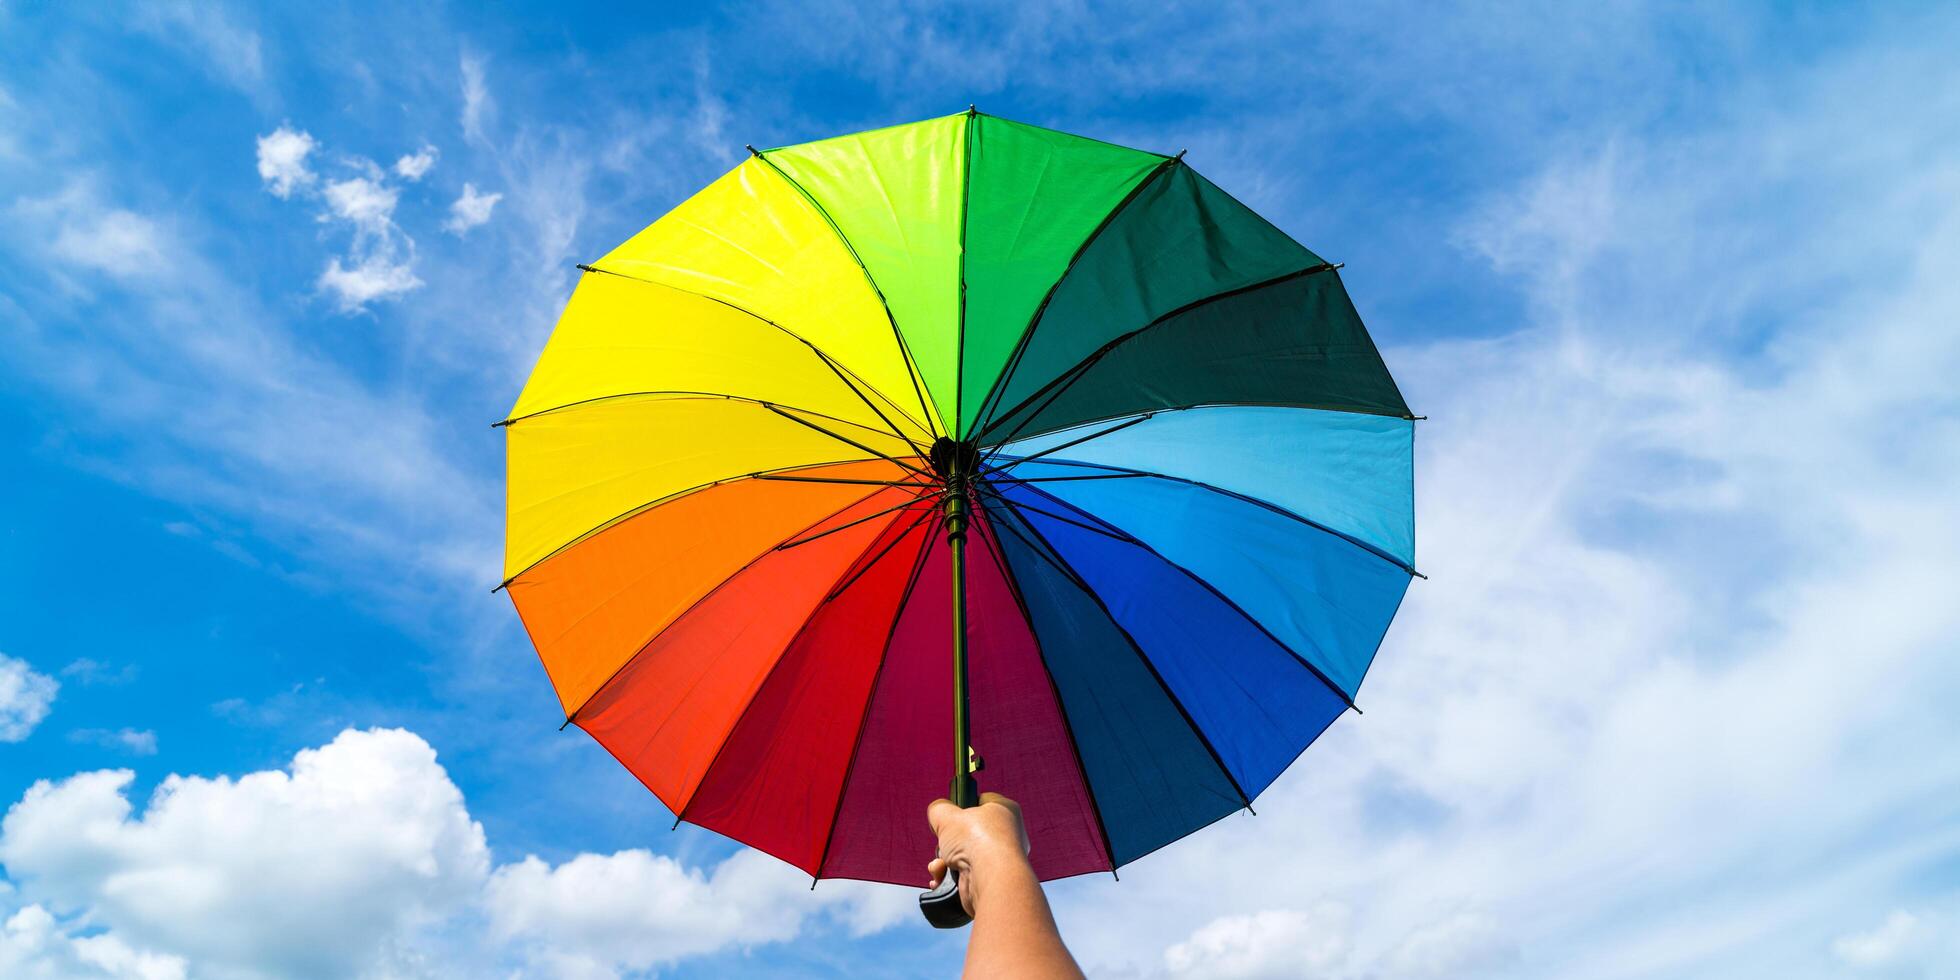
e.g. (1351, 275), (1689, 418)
(503, 112), (1417, 894)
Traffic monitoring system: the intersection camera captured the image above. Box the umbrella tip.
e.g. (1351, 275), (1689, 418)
(745, 144), (760, 157)
(967, 104), (977, 114)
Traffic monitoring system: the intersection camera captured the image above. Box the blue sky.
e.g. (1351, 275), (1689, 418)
(3, 2), (1958, 977)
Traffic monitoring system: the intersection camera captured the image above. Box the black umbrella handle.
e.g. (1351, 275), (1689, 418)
(919, 867), (972, 928)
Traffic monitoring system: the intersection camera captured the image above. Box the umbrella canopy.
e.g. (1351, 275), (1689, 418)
(501, 111), (1416, 887)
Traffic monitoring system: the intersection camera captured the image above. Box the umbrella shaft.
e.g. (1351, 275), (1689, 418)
(946, 473), (978, 809)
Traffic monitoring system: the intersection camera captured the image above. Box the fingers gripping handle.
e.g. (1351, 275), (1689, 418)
(921, 770), (980, 928)
(919, 867), (972, 929)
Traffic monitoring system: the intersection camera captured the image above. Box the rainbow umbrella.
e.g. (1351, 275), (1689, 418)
(501, 110), (1416, 927)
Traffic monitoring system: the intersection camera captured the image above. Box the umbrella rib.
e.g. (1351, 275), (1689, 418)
(749, 150), (944, 439)
(983, 456), (1421, 579)
(499, 390), (917, 450)
(558, 483), (908, 727)
(573, 263), (935, 446)
(675, 504), (938, 829)
(993, 479), (1361, 713)
(974, 472), (1146, 483)
(501, 459), (913, 590)
(981, 411), (1157, 473)
(969, 482), (1132, 545)
(753, 474), (929, 487)
(822, 503), (943, 603)
(967, 154), (1184, 435)
(764, 404), (934, 480)
(967, 509), (1121, 875)
(954, 106), (976, 435)
(985, 399), (1424, 464)
(777, 488), (946, 550)
(976, 262), (1343, 452)
(811, 510), (946, 882)
(976, 493), (1254, 812)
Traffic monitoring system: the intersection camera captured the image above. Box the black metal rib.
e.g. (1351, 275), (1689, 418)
(811, 511), (945, 881)
(502, 458), (908, 589)
(753, 474), (928, 487)
(966, 508), (1120, 875)
(984, 411), (1155, 471)
(777, 488), (946, 550)
(995, 479), (1361, 712)
(558, 482), (906, 725)
(989, 399), (1423, 472)
(823, 504), (942, 603)
(979, 492), (1253, 811)
(977, 262), (1341, 451)
(970, 481), (1131, 545)
(978, 472), (1145, 484)
(673, 499), (930, 825)
(966, 154), (1184, 435)
(954, 106), (976, 433)
(749, 151), (943, 439)
(502, 390), (917, 450)
(571, 263), (933, 446)
(983, 454), (1420, 579)
(763, 404), (932, 479)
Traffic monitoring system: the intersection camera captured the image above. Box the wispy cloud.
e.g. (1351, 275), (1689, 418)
(28, 188), (173, 281)
(460, 52), (493, 146)
(129, 1), (265, 96)
(1831, 910), (1925, 970)
(60, 659), (140, 687)
(66, 728), (158, 756)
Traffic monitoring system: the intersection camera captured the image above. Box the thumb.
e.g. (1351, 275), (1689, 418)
(926, 797), (960, 836)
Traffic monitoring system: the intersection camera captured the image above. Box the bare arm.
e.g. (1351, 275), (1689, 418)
(927, 793), (1086, 980)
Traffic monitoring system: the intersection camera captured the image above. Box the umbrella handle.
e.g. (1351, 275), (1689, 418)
(919, 867), (972, 929)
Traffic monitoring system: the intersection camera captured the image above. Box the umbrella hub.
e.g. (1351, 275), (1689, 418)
(927, 437), (980, 486)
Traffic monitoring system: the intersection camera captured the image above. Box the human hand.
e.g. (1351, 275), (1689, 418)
(926, 792), (1034, 918)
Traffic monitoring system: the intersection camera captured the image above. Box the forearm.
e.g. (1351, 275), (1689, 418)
(962, 852), (1084, 979)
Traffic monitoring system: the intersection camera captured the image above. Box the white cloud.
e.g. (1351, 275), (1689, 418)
(0, 654), (57, 743)
(307, 171), (423, 312)
(1831, 910), (1920, 969)
(0, 904), (186, 980)
(50, 208), (170, 279)
(254, 126), (315, 199)
(0, 728), (489, 978)
(443, 182), (501, 234)
(0, 728), (910, 979)
(394, 145), (438, 181)
(318, 253), (422, 311)
(1164, 906), (1349, 979)
(67, 728), (159, 756)
(487, 848), (909, 979)
(320, 176), (399, 230)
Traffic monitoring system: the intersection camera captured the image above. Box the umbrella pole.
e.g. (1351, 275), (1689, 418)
(921, 439), (979, 928)
(946, 465), (978, 810)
